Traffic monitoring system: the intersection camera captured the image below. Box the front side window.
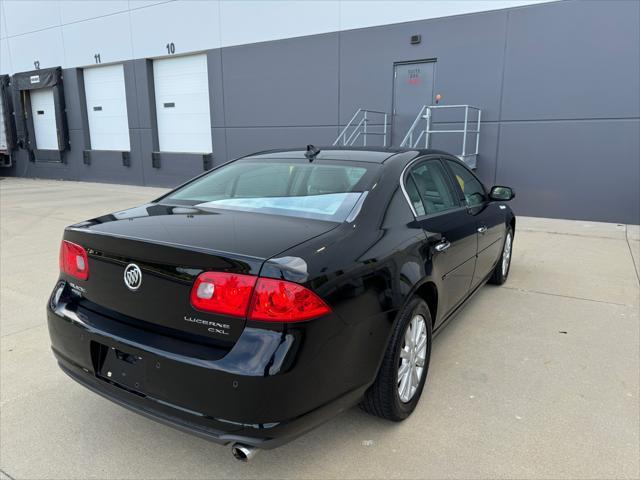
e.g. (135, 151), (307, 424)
(163, 159), (378, 222)
(407, 160), (459, 215)
(445, 159), (486, 207)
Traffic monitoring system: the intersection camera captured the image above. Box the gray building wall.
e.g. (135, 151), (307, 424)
(3, 0), (639, 224)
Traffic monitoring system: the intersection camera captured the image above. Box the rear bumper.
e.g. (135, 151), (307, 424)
(54, 351), (365, 448)
(47, 281), (376, 448)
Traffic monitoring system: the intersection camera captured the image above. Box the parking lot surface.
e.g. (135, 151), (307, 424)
(1, 178), (639, 479)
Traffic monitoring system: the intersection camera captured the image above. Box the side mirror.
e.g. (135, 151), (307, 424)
(489, 186), (515, 201)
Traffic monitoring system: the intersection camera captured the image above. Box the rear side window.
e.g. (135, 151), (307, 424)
(405, 176), (426, 216)
(407, 160), (459, 215)
(164, 159), (378, 222)
(445, 159), (486, 207)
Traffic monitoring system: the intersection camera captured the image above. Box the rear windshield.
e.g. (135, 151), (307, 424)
(163, 159), (379, 222)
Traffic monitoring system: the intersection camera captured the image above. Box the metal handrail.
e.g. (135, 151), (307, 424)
(400, 104), (482, 159)
(334, 108), (389, 147)
(400, 105), (429, 148)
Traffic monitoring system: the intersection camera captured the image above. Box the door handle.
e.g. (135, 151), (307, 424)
(477, 225), (487, 234)
(434, 239), (451, 252)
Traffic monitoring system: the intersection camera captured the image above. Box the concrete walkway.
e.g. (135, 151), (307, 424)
(1, 178), (638, 479)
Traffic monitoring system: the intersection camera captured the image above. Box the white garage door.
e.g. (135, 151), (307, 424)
(153, 54), (212, 153)
(84, 64), (130, 151)
(30, 88), (58, 150)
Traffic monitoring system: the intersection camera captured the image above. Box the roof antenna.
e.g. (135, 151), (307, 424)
(305, 144), (321, 162)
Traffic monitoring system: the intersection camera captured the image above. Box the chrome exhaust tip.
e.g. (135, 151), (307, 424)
(231, 443), (258, 462)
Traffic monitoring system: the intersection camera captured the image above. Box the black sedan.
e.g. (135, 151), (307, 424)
(48, 146), (515, 461)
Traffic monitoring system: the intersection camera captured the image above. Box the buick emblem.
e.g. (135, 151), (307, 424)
(123, 263), (142, 291)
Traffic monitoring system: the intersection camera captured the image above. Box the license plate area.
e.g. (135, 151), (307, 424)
(92, 341), (146, 393)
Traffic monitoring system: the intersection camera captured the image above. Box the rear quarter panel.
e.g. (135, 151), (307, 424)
(259, 160), (442, 389)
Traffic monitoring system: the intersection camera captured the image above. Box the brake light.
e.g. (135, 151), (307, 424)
(59, 240), (89, 280)
(191, 272), (257, 317)
(249, 278), (331, 322)
(189, 272), (331, 322)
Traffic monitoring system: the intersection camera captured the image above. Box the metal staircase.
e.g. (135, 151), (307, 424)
(400, 104), (481, 169)
(334, 104), (482, 169)
(334, 109), (389, 147)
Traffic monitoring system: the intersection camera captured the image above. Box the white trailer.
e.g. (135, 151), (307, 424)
(0, 94), (10, 166)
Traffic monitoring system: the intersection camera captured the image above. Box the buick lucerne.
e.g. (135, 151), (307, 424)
(47, 146), (515, 460)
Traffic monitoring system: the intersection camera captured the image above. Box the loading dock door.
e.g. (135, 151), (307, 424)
(0, 97), (6, 152)
(392, 61), (435, 145)
(84, 64), (130, 151)
(153, 54), (212, 153)
(30, 88), (58, 150)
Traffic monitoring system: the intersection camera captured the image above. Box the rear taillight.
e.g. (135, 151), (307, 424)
(59, 240), (89, 280)
(190, 272), (331, 322)
(191, 272), (257, 317)
(249, 278), (331, 322)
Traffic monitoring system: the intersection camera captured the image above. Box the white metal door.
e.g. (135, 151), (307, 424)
(0, 98), (7, 152)
(84, 64), (130, 151)
(30, 88), (58, 150)
(153, 54), (212, 153)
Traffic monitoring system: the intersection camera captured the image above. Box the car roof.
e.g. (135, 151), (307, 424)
(240, 147), (453, 164)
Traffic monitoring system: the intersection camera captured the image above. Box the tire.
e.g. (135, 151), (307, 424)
(489, 226), (513, 285)
(361, 297), (433, 421)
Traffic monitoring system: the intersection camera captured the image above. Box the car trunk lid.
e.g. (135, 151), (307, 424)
(62, 203), (337, 345)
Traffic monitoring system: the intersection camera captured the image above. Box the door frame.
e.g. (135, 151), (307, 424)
(391, 58), (438, 143)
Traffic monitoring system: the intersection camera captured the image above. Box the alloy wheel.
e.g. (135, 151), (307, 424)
(397, 314), (427, 403)
(502, 232), (512, 277)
